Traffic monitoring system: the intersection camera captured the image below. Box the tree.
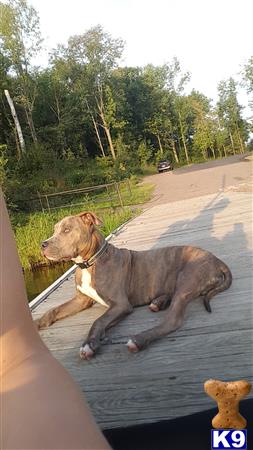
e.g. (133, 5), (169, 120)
(0, 52), (21, 155)
(4, 89), (26, 154)
(174, 96), (191, 163)
(242, 56), (253, 95)
(95, 84), (117, 159)
(217, 78), (247, 154)
(242, 56), (253, 132)
(142, 61), (190, 164)
(0, 0), (42, 144)
(2, 16), (250, 212)
(192, 113), (216, 159)
(164, 59), (191, 163)
(50, 26), (124, 159)
(66, 25), (124, 77)
(189, 91), (216, 159)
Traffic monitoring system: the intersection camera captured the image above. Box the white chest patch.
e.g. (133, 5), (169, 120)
(77, 269), (108, 307)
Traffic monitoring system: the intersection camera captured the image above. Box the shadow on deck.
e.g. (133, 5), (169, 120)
(32, 191), (253, 430)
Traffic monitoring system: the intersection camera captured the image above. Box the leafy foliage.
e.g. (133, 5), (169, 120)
(0, 0), (251, 210)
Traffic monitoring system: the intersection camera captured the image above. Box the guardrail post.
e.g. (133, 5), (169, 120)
(45, 195), (51, 212)
(115, 182), (124, 208)
(105, 184), (113, 208)
(37, 191), (44, 212)
(126, 178), (132, 196)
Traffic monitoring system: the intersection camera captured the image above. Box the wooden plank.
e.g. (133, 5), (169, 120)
(113, 219), (252, 249)
(37, 285), (253, 352)
(32, 191), (253, 429)
(48, 328), (253, 429)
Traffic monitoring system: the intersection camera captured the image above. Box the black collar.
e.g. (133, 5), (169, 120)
(76, 240), (108, 269)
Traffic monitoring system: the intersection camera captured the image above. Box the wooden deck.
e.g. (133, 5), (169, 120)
(32, 191), (253, 430)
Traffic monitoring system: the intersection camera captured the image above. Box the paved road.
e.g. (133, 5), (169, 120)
(144, 154), (253, 206)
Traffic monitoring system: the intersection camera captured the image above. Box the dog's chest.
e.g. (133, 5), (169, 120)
(77, 269), (108, 307)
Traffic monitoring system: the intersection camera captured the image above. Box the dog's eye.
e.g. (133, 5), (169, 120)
(64, 228), (70, 233)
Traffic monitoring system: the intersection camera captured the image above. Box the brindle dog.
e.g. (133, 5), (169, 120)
(36, 212), (232, 360)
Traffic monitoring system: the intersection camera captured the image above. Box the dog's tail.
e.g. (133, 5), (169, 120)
(203, 262), (232, 313)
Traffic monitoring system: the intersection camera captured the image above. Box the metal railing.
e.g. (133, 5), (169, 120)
(35, 179), (132, 213)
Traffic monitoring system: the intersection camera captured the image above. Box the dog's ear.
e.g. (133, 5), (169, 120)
(78, 211), (103, 226)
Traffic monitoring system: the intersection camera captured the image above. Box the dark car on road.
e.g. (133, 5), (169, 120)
(157, 159), (173, 173)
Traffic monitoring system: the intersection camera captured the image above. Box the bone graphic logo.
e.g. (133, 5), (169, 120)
(204, 379), (251, 429)
(204, 379), (252, 450)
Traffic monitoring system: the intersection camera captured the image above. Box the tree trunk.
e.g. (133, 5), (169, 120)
(4, 90), (26, 154)
(86, 100), (106, 158)
(217, 117), (226, 158)
(25, 106), (38, 144)
(217, 147), (222, 158)
(96, 91), (116, 160)
(168, 123), (179, 163)
(55, 93), (61, 123)
(178, 111), (190, 164)
(235, 123), (245, 154)
(157, 134), (164, 155)
(104, 125), (116, 160)
(238, 132), (245, 153)
(13, 127), (22, 160)
(19, 72), (38, 144)
(50, 94), (66, 153)
(92, 116), (106, 158)
(229, 131), (236, 155)
(171, 138), (179, 163)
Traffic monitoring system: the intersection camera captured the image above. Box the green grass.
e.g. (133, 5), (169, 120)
(13, 180), (154, 269)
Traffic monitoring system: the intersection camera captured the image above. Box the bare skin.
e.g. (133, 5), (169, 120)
(0, 192), (110, 450)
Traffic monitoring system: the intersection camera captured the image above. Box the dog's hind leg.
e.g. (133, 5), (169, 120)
(127, 291), (190, 352)
(200, 261), (232, 313)
(35, 292), (94, 329)
(149, 294), (171, 312)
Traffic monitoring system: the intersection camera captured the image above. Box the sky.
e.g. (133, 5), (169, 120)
(30, 0), (252, 115)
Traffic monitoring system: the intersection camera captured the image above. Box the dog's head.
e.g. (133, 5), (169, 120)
(41, 211), (103, 262)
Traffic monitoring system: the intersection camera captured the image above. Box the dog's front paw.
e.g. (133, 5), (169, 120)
(34, 319), (41, 330)
(149, 302), (160, 312)
(35, 315), (51, 330)
(35, 309), (57, 329)
(126, 339), (139, 353)
(79, 343), (94, 360)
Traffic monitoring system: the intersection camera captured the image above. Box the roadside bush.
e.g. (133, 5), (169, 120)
(65, 169), (87, 186)
(14, 144), (57, 178)
(137, 141), (152, 167)
(95, 156), (115, 183)
(114, 135), (140, 179)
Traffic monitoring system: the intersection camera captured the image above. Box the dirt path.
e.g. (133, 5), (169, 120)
(144, 154), (253, 206)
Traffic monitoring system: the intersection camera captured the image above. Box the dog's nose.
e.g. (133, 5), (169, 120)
(41, 240), (49, 249)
